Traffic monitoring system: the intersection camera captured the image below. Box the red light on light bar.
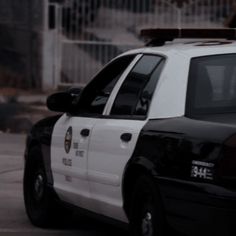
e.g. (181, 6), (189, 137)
(141, 28), (236, 41)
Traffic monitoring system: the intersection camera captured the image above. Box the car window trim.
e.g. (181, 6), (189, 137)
(102, 115), (147, 121)
(68, 112), (147, 121)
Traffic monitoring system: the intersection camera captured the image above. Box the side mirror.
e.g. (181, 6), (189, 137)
(47, 88), (81, 113)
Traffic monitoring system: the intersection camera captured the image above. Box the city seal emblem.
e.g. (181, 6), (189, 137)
(64, 127), (73, 154)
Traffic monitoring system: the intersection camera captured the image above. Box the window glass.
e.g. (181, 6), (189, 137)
(187, 54), (236, 115)
(77, 55), (136, 115)
(134, 60), (165, 115)
(110, 55), (164, 117)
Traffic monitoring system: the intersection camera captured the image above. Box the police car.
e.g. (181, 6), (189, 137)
(24, 29), (236, 236)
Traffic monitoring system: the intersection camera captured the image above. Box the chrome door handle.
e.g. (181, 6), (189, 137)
(120, 133), (132, 142)
(80, 129), (90, 137)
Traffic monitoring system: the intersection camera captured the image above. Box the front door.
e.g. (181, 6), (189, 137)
(51, 54), (138, 210)
(51, 115), (96, 208)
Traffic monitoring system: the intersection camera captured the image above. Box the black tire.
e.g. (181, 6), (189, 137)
(129, 175), (167, 236)
(23, 147), (59, 228)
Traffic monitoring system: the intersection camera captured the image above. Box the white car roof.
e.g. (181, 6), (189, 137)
(121, 40), (236, 119)
(123, 40), (236, 58)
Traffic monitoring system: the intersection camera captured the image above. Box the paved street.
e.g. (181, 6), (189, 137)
(0, 133), (128, 236)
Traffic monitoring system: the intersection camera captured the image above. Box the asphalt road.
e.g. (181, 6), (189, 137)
(0, 133), (128, 236)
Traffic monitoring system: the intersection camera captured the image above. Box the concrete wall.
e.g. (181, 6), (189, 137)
(0, 0), (44, 89)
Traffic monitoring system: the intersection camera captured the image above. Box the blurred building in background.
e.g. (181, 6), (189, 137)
(0, 0), (44, 89)
(0, 0), (235, 91)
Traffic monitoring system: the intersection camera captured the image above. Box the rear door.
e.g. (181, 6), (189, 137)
(87, 55), (165, 221)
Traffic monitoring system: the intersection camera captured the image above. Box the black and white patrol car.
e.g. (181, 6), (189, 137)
(24, 29), (236, 236)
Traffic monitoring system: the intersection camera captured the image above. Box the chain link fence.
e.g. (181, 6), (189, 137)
(53, 0), (235, 87)
(0, 0), (234, 89)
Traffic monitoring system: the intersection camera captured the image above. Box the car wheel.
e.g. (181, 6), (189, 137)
(129, 175), (167, 236)
(23, 147), (59, 227)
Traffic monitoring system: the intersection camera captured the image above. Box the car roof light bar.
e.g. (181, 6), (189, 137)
(141, 28), (236, 46)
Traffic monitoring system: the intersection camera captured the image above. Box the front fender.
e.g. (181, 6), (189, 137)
(24, 115), (61, 185)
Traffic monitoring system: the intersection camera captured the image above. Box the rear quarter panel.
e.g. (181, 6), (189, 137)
(130, 117), (236, 235)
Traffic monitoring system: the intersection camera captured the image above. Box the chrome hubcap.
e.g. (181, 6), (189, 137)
(142, 212), (153, 236)
(34, 174), (44, 201)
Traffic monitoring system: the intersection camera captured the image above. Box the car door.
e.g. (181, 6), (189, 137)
(87, 55), (165, 221)
(50, 54), (138, 209)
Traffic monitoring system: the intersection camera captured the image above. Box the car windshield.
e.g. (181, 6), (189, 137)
(187, 54), (236, 115)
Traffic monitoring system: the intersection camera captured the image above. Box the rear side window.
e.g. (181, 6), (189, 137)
(110, 55), (165, 118)
(187, 54), (236, 116)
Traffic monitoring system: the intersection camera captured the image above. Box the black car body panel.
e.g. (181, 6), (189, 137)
(128, 115), (236, 236)
(24, 115), (61, 185)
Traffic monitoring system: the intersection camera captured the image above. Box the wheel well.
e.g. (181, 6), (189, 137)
(30, 141), (40, 150)
(25, 139), (41, 159)
(27, 141), (55, 185)
(122, 164), (149, 219)
(27, 145), (43, 165)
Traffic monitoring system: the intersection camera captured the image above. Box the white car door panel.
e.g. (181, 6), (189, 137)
(87, 118), (146, 222)
(51, 114), (97, 208)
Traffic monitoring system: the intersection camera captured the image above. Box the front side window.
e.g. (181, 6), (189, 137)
(110, 55), (165, 118)
(187, 54), (236, 116)
(76, 55), (136, 115)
